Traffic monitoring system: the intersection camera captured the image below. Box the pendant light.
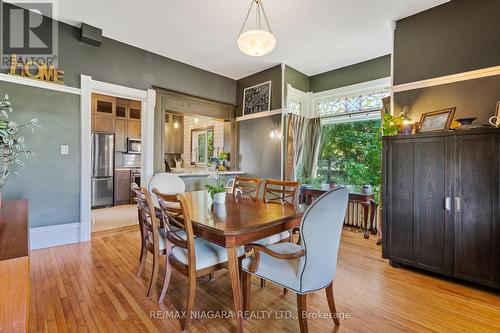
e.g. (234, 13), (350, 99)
(237, 0), (276, 57)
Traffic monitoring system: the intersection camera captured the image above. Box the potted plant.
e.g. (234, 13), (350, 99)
(0, 94), (38, 204)
(205, 171), (226, 204)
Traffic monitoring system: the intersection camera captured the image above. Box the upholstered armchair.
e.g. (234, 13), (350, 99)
(241, 187), (349, 333)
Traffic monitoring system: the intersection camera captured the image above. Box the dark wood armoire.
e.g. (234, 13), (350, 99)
(382, 128), (500, 289)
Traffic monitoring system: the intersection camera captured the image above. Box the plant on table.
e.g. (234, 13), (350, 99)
(205, 171), (226, 199)
(0, 94), (39, 192)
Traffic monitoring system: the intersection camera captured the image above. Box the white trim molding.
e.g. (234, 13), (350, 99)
(30, 223), (81, 250)
(393, 65), (500, 93)
(236, 109), (282, 121)
(80, 75), (92, 242)
(0, 73), (81, 95)
(312, 77), (392, 103)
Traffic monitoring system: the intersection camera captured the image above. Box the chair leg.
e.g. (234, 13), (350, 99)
(147, 252), (159, 298)
(182, 271), (197, 331)
(297, 293), (309, 333)
(260, 278), (266, 288)
(325, 283), (340, 326)
(242, 271), (251, 313)
(158, 257), (172, 304)
(137, 246), (148, 277)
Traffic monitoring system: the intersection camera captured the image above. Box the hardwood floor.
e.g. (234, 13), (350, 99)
(29, 227), (500, 333)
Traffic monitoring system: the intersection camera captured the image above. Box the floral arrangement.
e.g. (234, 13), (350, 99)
(205, 171), (226, 199)
(0, 94), (39, 191)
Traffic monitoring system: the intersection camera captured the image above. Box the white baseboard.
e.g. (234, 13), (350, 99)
(30, 222), (81, 250)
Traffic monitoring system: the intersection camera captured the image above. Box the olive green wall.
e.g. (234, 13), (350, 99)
(394, 0), (500, 85)
(1, 82), (80, 228)
(236, 65), (283, 180)
(235, 65), (282, 117)
(394, 0), (500, 122)
(284, 65), (310, 93)
(310, 55), (391, 93)
(238, 114), (282, 180)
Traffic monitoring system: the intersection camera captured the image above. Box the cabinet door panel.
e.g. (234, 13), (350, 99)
(114, 169), (131, 205)
(127, 121), (141, 139)
(388, 140), (415, 263)
(115, 119), (127, 152)
(414, 137), (453, 274)
(454, 134), (500, 287)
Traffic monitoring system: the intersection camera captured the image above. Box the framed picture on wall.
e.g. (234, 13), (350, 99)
(418, 107), (456, 133)
(243, 81), (271, 115)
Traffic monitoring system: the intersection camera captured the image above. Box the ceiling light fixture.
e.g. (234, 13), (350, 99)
(237, 0), (276, 57)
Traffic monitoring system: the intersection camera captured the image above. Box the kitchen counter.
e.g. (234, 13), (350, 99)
(170, 169), (245, 177)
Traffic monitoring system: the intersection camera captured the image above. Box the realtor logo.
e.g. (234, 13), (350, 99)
(1, 0), (59, 69)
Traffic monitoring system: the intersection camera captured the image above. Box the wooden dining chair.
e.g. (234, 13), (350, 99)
(132, 184), (167, 298)
(242, 187), (349, 333)
(232, 176), (262, 200)
(153, 188), (245, 331)
(263, 179), (300, 205)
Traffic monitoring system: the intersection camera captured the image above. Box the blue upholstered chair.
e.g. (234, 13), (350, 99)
(241, 187), (349, 333)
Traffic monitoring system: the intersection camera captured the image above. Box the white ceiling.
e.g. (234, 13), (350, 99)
(57, 0), (448, 80)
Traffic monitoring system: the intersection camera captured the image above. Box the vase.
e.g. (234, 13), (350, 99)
(213, 192), (226, 204)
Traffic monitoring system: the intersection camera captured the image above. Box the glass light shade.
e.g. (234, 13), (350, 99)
(238, 29), (276, 57)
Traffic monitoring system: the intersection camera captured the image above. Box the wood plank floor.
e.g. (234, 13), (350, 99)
(29, 226), (500, 333)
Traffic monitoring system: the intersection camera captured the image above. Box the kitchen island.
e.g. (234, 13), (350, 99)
(169, 168), (245, 192)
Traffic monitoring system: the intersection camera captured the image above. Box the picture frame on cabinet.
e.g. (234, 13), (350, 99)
(418, 107), (456, 133)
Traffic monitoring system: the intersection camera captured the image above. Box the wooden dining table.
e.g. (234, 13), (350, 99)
(180, 190), (305, 332)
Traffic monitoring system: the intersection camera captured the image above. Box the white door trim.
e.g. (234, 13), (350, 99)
(80, 75), (156, 242)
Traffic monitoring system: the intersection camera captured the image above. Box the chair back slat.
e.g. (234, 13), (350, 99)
(131, 183), (162, 252)
(263, 179), (300, 205)
(233, 176), (261, 200)
(153, 189), (195, 257)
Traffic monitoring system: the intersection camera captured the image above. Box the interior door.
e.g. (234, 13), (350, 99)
(454, 133), (500, 288)
(413, 136), (453, 274)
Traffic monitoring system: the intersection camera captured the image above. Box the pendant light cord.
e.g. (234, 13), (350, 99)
(238, 0), (273, 37)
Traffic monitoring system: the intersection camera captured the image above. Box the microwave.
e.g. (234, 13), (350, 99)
(127, 138), (141, 154)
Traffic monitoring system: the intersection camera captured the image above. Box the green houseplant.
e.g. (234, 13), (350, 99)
(205, 171), (226, 203)
(0, 94), (39, 199)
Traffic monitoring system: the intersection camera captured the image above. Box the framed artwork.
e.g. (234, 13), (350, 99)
(243, 81), (271, 115)
(418, 107), (456, 133)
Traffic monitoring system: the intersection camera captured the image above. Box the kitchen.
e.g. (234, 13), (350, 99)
(90, 93), (142, 231)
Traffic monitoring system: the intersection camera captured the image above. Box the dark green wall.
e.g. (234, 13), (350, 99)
(394, 0), (500, 85)
(394, 0), (500, 122)
(1, 82), (80, 228)
(395, 75), (500, 124)
(236, 64), (282, 117)
(238, 114), (282, 180)
(310, 55), (391, 93)
(284, 65), (310, 93)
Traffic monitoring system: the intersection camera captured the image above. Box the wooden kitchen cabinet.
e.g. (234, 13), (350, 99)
(92, 114), (115, 132)
(114, 169), (131, 205)
(128, 120), (141, 139)
(165, 113), (183, 154)
(92, 93), (116, 116)
(115, 119), (127, 152)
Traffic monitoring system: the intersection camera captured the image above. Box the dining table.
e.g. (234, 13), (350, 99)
(178, 190), (305, 333)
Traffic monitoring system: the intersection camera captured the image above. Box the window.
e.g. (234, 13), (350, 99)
(191, 128), (214, 165)
(288, 100), (301, 115)
(317, 119), (381, 194)
(317, 89), (390, 117)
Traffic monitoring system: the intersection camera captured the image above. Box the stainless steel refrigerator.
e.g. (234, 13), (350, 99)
(91, 133), (114, 207)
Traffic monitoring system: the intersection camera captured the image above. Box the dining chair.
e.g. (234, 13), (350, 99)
(153, 188), (245, 331)
(132, 184), (167, 298)
(148, 172), (186, 206)
(242, 187), (349, 333)
(232, 176), (262, 200)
